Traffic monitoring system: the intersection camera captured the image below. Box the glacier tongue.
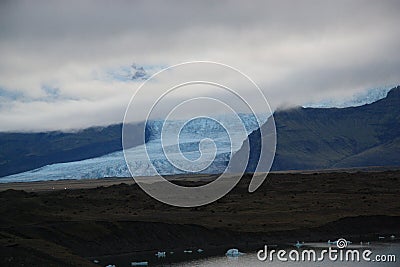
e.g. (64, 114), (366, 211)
(2, 114), (265, 183)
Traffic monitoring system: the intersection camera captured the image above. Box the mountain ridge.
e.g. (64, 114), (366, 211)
(1, 86), (399, 179)
(240, 85), (400, 172)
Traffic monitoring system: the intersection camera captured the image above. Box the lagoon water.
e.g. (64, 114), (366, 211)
(170, 243), (399, 267)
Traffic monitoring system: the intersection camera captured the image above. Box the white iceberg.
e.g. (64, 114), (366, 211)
(294, 241), (304, 248)
(131, 262), (148, 266)
(226, 248), (244, 257)
(155, 251), (166, 258)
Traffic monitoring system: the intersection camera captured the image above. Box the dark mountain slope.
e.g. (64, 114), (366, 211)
(0, 123), (144, 177)
(333, 137), (400, 168)
(240, 86), (400, 171)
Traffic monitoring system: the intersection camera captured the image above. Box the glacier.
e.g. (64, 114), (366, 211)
(303, 87), (393, 108)
(1, 114), (266, 183)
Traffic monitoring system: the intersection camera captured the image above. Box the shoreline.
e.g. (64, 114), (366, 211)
(1, 166), (400, 192)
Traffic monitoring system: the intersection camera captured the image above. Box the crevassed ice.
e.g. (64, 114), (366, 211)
(1, 114), (266, 183)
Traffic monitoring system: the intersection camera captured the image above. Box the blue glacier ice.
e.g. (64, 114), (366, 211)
(2, 113), (266, 183)
(304, 87), (393, 108)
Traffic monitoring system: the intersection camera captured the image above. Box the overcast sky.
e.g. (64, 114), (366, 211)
(0, 0), (399, 131)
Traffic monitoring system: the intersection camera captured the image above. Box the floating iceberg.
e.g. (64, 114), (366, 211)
(226, 248), (244, 257)
(131, 262), (148, 266)
(294, 241), (304, 248)
(155, 251), (166, 258)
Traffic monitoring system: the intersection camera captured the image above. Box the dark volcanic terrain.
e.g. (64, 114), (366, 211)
(0, 171), (399, 266)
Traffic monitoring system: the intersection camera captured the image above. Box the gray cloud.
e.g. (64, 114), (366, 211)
(0, 0), (399, 131)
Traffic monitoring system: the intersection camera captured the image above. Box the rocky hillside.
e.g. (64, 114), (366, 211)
(241, 86), (400, 171)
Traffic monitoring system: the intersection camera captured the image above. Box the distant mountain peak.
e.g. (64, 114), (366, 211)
(131, 63), (149, 80)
